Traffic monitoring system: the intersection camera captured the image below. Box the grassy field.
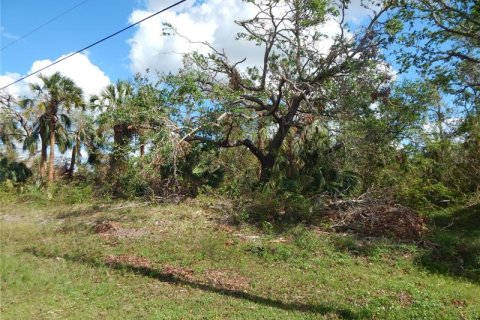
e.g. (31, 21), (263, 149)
(1, 193), (479, 319)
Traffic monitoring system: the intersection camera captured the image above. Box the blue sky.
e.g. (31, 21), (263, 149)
(0, 0), (389, 99)
(2, 0), (440, 159)
(1, 0), (142, 81)
(0, 0), (269, 98)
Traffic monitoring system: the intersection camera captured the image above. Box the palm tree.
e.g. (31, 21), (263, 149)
(68, 111), (97, 176)
(0, 94), (32, 158)
(0, 114), (21, 155)
(91, 80), (134, 175)
(20, 97), (74, 180)
(29, 72), (84, 183)
(130, 78), (162, 158)
(18, 99), (48, 178)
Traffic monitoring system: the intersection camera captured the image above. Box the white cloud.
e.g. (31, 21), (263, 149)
(343, 0), (379, 25)
(128, 0), (262, 74)
(0, 73), (30, 97)
(127, 0), (377, 76)
(0, 53), (110, 100)
(0, 26), (20, 41)
(422, 117), (461, 135)
(27, 53), (111, 98)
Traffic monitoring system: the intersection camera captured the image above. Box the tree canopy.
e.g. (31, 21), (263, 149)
(0, 0), (477, 208)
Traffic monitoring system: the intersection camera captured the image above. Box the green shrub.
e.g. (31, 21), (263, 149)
(245, 242), (299, 262)
(5, 181), (95, 205)
(422, 183), (457, 206)
(52, 183), (94, 204)
(238, 191), (322, 225)
(290, 225), (319, 251)
(396, 181), (460, 211)
(0, 158), (32, 183)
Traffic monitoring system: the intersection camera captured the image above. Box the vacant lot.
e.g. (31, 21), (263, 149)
(1, 195), (479, 319)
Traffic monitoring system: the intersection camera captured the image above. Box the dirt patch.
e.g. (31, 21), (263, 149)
(95, 221), (121, 233)
(0, 214), (56, 225)
(94, 220), (149, 239)
(163, 264), (195, 281)
(105, 255), (152, 269)
(398, 291), (413, 306)
(0, 215), (24, 223)
(326, 200), (427, 240)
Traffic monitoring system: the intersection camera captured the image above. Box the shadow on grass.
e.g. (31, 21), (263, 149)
(25, 247), (362, 319)
(417, 203), (480, 283)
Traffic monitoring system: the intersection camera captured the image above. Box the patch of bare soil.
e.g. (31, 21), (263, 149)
(95, 221), (121, 233)
(327, 200), (427, 240)
(398, 291), (413, 306)
(94, 220), (149, 239)
(0, 215), (24, 223)
(105, 255), (152, 269)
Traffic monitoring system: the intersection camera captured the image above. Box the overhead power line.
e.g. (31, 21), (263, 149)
(1, 0), (91, 51)
(0, 0), (187, 91)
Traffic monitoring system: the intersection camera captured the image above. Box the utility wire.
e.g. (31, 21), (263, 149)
(0, 0), (187, 91)
(1, 0), (91, 51)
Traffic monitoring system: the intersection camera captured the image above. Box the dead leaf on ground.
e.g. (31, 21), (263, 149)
(161, 265), (250, 291)
(95, 221), (120, 234)
(162, 264), (195, 281)
(202, 269), (251, 291)
(398, 291), (413, 306)
(105, 255), (152, 269)
(95, 220), (149, 239)
(452, 299), (467, 308)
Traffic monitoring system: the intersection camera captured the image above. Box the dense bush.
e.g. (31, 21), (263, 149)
(236, 191), (323, 225)
(0, 157), (32, 184)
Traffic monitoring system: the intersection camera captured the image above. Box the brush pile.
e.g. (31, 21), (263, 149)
(326, 200), (427, 240)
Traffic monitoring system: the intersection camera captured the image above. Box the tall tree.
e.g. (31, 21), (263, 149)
(92, 80), (135, 175)
(68, 111), (97, 176)
(165, 0), (394, 182)
(29, 72), (84, 183)
(389, 0), (479, 194)
(17, 99), (49, 179)
(0, 93), (41, 166)
(0, 94), (25, 158)
(390, 0), (479, 112)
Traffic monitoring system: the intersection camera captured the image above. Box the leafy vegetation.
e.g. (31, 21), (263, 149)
(0, 0), (479, 318)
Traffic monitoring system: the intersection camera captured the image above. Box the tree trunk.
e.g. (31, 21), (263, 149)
(40, 137), (48, 179)
(139, 129), (145, 158)
(48, 120), (56, 183)
(259, 153), (276, 183)
(256, 97), (302, 182)
(256, 123), (265, 179)
(109, 123), (131, 196)
(69, 144), (77, 177)
(110, 124), (128, 175)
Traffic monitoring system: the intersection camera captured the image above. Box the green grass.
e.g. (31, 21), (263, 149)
(1, 195), (479, 319)
(418, 203), (480, 282)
